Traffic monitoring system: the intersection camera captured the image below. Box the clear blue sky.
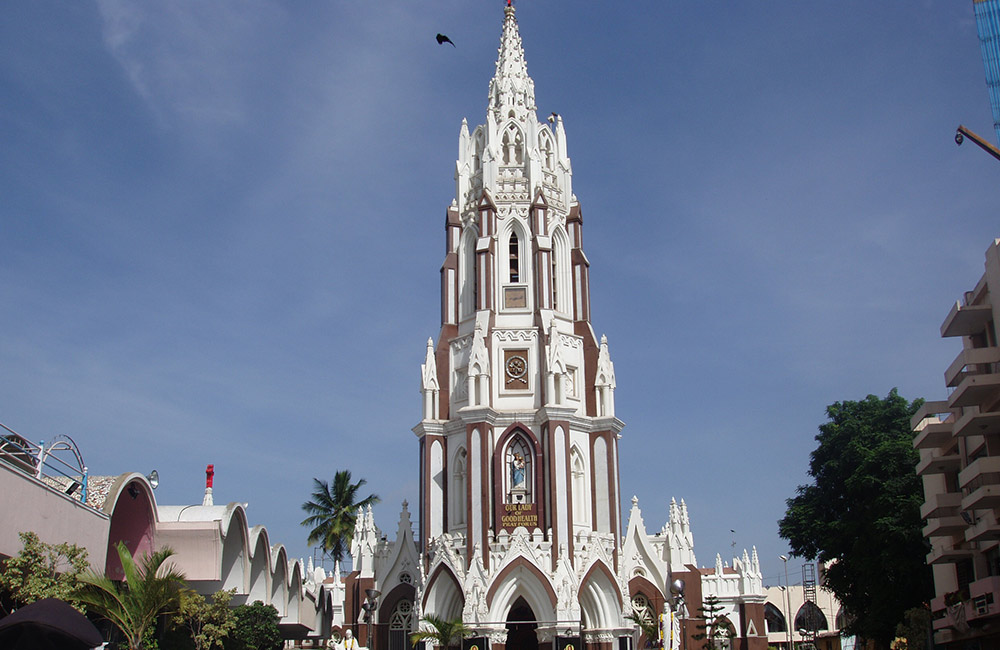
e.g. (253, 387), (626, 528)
(2, 1), (998, 587)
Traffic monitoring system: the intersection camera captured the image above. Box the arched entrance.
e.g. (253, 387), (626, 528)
(506, 596), (538, 650)
(388, 599), (414, 650)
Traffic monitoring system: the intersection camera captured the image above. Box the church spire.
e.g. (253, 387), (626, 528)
(487, 3), (536, 123)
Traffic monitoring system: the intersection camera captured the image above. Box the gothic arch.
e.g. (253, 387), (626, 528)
(287, 561), (302, 624)
(591, 435), (612, 533)
(579, 560), (623, 632)
(835, 608), (849, 631)
(270, 545), (289, 616)
(794, 601), (828, 631)
(473, 126), (486, 172)
(429, 439), (445, 538)
(423, 563), (464, 621)
(628, 576), (665, 603)
(103, 473), (158, 581)
(451, 446), (468, 528)
(764, 602), (786, 634)
(247, 525), (271, 604)
(570, 445), (589, 525)
(459, 226), (478, 318)
(221, 505), (250, 593)
(501, 121), (525, 165)
(630, 592), (656, 648)
(486, 555), (557, 623)
(538, 129), (555, 170)
(378, 582), (417, 622)
(501, 218), (529, 285)
(551, 226), (571, 314)
(716, 616), (737, 650)
(493, 424), (544, 519)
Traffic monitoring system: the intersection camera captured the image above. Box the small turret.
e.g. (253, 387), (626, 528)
(420, 338), (440, 420)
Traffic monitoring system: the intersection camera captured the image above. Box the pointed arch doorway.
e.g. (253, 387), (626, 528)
(505, 596), (538, 650)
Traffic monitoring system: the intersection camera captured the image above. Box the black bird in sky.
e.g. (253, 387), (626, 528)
(436, 33), (456, 47)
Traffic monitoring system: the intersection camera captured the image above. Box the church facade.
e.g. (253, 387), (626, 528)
(340, 7), (768, 650)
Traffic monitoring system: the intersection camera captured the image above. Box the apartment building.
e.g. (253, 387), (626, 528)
(914, 239), (1000, 649)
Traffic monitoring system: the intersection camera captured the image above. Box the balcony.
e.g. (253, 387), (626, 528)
(914, 420), (955, 449)
(922, 492), (962, 519)
(965, 509), (1000, 542)
(954, 408), (1000, 438)
(924, 516), (967, 537)
(964, 486), (1000, 511)
(960, 456), (1000, 489)
(927, 540), (974, 564)
(911, 400), (953, 431)
(945, 347), (1000, 387)
(941, 301), (993, 338)
(917, 452), (961, 476)
(949, 372), (1000, 409)
(961, 455), (1000, 510)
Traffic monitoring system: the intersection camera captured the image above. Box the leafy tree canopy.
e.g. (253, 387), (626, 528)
(778, 389), (932, 650)
(895, 605), (931, 650)
(301, 470), (380, 564)
(225, 600), (283, 650)
(175, 589), (237, 650)
(0, 531), (89, 614)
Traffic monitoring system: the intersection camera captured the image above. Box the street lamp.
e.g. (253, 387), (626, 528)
(362, 589), (381, 650)
(779, 556), (793, 650)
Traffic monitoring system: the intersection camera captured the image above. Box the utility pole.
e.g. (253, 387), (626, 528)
(779, 555), (794, 650)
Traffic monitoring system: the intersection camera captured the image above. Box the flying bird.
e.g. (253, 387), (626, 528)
(436, 33), (456, 47)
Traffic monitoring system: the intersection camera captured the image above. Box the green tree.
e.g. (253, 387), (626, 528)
(0, 531), (89, 614)
(75, 541), (186, 650)
(225, 600), (282, 650)
(301, 470), (380, 564)
(175, 589), (237, 650)
(778, 389), (933, 650)
(692, 595), (727, 650)
(410, 615), (473, 650)
(895, 606), (931, 650)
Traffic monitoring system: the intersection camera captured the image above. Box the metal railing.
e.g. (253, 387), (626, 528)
(0, 422), (88, 503)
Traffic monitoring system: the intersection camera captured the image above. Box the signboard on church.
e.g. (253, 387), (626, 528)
(499, 502), (539, 530)
(464, 636), (489, 650)
(557, 635), (582, 650)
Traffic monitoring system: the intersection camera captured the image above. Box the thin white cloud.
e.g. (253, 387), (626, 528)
(95, 0), (281, 128)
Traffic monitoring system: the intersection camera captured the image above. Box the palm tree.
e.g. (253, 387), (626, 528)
(76, 541), (186, 650)
(410, 615), (472, 650)
(627, 610), (661, 648)
(301, 470), (380, 564)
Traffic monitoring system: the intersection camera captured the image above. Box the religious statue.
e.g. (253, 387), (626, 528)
(511, 452), (526, 488)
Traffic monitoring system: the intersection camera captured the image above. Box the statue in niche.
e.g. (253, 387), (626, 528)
(511, 452), (526, 488)
(506, 438), (531, 504)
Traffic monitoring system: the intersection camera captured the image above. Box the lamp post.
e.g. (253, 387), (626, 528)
(670, 579), (687, 650)
(779, 556), (793, 650)
(362, 589), (381, 650)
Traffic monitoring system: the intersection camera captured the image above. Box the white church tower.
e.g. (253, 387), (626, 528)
(414, 4), (628, 648)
